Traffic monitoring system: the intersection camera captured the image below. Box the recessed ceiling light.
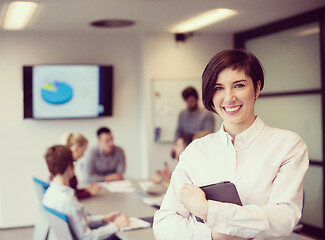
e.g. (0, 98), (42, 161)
(169, 8), (238, 33)
(90, 19), (135, 28)
(2, 1), (39, 30)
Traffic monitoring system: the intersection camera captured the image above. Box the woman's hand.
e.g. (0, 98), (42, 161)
(87, 183), (101, 196)
(180, 183), (208, 220)
(212, 230), (249, 240)
(149, 175), (163, 184)
(156, 164), (172, 180)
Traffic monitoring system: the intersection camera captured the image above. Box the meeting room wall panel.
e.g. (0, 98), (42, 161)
(235, 7), (325, 238)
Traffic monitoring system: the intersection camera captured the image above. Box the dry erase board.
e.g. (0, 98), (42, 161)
(151, 78), (202, 142)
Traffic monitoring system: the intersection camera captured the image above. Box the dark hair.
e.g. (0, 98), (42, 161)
(178, 132), (194, 147)
(182, 86), (198, 100)
(97, 127), (111, 137)
(44, 145), (74, 176)
(202, 49), (264, 113)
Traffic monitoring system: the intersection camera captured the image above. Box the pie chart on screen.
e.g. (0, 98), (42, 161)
(41, 81), (73, 104)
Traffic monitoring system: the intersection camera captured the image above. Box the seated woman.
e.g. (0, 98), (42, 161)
(43, 145), (129, 239)
(55, 133), (101, 199)
(150, 132), (196, 189)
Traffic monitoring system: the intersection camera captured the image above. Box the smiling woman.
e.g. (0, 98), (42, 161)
(212, 69), (260, 138)
(153, 49), (309, 240)
(202, 49), (264, 139)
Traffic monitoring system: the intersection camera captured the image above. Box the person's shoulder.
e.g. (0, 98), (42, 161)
(90, 146), (102, 155)
(179, 109), (188, 117)
(263, 124), (306, 147)
(192, 131), (216, 144)
(178, 132), (219, 169)
(182, 132), (219, 156)
(43, 184), (54, 201)
(43, 185), (81, 218)
(88, 145), (98, 153)
(264, 124), (299, 138)
(43, 184), (74, 204)
(114, 145), (125, 154)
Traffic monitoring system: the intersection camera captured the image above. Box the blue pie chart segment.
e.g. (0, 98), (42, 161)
(41, 81), (73, 104)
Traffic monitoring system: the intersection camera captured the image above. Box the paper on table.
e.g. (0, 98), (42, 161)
(100, 180), (135, 193)
(137, 180), (156, 192)
(120, 217), (151, 231)
(138, 180), (166, 195)
(142, 195), (164, 207)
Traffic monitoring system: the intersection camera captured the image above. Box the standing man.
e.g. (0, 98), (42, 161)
(174, 86), (215, 140)
(84, 127), (126, 183)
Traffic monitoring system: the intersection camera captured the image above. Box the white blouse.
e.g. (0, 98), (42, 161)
(153, 117), (309, 240)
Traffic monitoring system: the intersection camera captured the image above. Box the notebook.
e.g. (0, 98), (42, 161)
(120, 217), (151, 231)
(196, 181), (242, 222)
(142, 195), (164, 209)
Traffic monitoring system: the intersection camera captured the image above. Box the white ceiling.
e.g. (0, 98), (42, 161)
(1, 0), (325, 34)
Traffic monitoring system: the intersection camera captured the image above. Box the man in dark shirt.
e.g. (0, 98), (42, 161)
(84, 127), (126, 183)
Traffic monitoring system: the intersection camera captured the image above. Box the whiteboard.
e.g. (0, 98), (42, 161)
(151, 78), (202, 142)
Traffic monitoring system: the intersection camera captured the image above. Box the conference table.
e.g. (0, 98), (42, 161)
(81, 180), (315, 240)
(81, 179), (156, 240)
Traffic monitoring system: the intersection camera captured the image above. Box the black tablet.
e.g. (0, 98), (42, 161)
(200, 181), (242, 206)
(196, 181), (242, 222)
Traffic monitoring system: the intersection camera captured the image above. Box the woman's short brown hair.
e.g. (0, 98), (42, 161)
(202, 49), (264, 113)
(44, 145), (74, 176)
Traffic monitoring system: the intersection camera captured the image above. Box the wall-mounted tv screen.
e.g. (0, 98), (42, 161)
(23, 65), (113, 119)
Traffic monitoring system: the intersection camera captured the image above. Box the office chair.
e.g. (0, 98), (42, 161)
(32, 177), (50, 240)
(33, 177), (50, 202)
(43, 205), (74, 240)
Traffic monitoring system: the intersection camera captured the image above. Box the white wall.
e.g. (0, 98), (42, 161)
(0, 31), (143, 227)
(142, 32), (232, 175)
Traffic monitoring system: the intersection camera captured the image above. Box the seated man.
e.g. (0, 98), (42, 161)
(84, 127), (126, 183)
(43, 145), (129, 240)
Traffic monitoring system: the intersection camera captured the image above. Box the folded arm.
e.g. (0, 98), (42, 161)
(153, 161), (212, 240)
(206, 139), (309, 238)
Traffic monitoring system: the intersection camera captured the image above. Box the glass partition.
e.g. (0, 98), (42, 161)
(255, 95), (322, 161)
(246, 23), (320, 93)
(237, 12), (325, 237)
(302, 165), (323, 228)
